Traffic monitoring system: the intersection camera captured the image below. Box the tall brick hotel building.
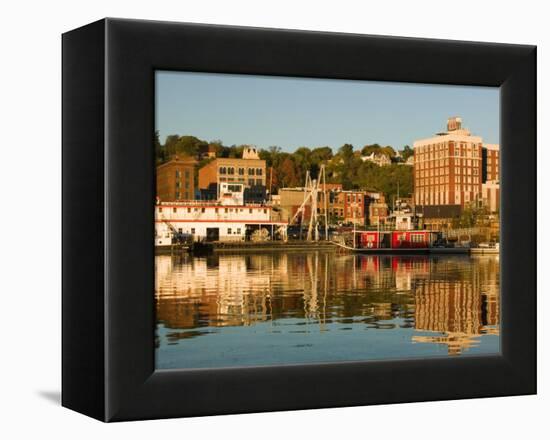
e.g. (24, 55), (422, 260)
(413, 117), (500, 225)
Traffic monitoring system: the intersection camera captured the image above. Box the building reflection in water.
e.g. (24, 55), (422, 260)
(156, 251), (499, 356)
(411, 256), (500, 354)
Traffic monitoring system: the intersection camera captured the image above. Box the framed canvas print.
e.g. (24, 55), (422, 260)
(62, 18), (536, 422)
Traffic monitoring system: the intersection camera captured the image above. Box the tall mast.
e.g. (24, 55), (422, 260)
(321, 165), (328, 241)
(307, 178), (317, 241)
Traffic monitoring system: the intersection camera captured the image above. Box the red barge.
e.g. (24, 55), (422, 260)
(334, 230), (469, 254)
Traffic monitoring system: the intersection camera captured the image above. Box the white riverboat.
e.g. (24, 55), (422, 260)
(155, 182), (287, 247)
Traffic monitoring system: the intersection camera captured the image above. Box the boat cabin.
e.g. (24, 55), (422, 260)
(390, 230), (436, 249)
(353, 230), (436, 249)
(357, 231), (391, 249)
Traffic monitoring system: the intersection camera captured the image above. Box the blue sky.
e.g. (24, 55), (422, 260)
(156, 71), (499, 152)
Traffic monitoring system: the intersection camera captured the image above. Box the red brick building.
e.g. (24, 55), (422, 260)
(414, 117), (484, 208)
(483, 144), (500, 181)
(414, 117), (499, 215)
(156, 155), (197, 201)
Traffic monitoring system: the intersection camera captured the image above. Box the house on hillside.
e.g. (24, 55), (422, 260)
(361, 152), (392, 166)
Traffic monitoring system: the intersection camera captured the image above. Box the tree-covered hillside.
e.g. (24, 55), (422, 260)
(155, 132), (413, 202)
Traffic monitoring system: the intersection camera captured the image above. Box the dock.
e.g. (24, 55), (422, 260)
(212, 241), (337, 253)
(470, 247), (499, 255)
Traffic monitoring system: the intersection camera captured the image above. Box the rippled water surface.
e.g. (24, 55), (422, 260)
(155, 251), (500, 369)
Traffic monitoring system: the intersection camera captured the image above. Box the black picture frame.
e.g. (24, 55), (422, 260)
(62, 18), (536, 422)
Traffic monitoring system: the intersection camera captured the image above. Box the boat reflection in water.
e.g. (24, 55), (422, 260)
(155, 251), (500, 370)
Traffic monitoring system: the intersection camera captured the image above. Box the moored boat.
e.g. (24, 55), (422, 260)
(470, 243), (499, 255)
(155, 182), (288, 250)
(333, 230), (470, 254)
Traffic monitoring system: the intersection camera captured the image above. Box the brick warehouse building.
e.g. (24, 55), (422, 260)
(156, 155), (197, 202)
(413, 117), (500, 222)
(278, 186), (387, 226)
(198, 146), (266, 196)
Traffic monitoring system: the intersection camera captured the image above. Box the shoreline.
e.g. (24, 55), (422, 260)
(154, 241), (491, 255)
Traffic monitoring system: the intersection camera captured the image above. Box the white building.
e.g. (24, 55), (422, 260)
(155, 183), (287, 246)
(361, 152), (392, 166)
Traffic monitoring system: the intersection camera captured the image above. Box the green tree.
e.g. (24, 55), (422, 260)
(279, 157), (300, 187)
(154, 130), (166, 164)
(455, 203), (490, 228)
(380, 145), (396, 158)
(361, 143), (395, 159)
(311, 146), (333, 163)
(400, 145), (413, 160)
(165, 135), (207, 158)
(361, 143), (381, 156)
(339, 143), (354, 160)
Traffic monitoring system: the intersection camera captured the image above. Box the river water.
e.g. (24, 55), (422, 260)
(155, 251), (500, 370)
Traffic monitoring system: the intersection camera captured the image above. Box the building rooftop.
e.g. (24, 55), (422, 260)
(242, 146), (260, 159)
(157, 155), (197, 168)
(414, 117), (482, 148)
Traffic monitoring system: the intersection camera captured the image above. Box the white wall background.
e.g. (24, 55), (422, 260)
(0, 0), (546, 437)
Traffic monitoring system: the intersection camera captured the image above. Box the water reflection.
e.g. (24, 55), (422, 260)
(155, 251), (499, 369)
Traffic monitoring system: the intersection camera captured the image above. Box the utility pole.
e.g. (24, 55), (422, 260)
(377, 215), (380, 248)
(269, 166), (273, 201)
(397, 181), (400, 204)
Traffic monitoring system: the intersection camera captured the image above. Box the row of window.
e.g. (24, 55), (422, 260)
(416, 159), (449, 168)
(346, 208), (363, 216)
(329, 208), (346, 217)
(346, 194), (363, 203)
(410, 234), (426, 243)
(416, 166), (479, 178)
(416, 158), (481, 169)
(219, 167), (263, 176)
(415, 194), (456, 205)
(219, 177), (263, 186)
(158, 227), (274, 237)
(328, 208), (383, 218)
(158, 227), (243, 235)
(416, 185), (479, 195)
(416, 148), (479, 160)
(416, 142), (480, 152)
(416, 175), (480, 185)
(158, 207), (268, 214)
(394, 233), (424, 243)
